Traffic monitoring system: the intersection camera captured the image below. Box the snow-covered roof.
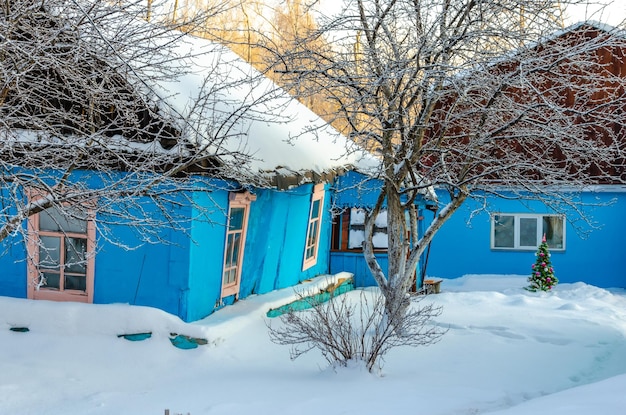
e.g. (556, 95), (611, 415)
(487, 20), (625, 70)
(144, 32), (379, 188)
(1, 9), (379, 189)
(542, 20), (626, 43)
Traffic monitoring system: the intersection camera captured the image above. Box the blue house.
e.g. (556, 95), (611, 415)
(1, 175), (355, 323)
(424, 188), (626, 289)
(424, 23), (626, 289)
(0, 24), (375, 322)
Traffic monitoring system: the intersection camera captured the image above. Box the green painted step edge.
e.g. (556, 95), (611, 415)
(9, 327), (29, 333)
(117, 332), (152, 341)
(169, 333), (209, 349)
(266, 278), (355, 318)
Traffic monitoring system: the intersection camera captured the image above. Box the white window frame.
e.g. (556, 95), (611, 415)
(491, 213), (565, 251)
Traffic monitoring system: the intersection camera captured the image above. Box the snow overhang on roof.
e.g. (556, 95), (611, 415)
(146, 32), (379, 189)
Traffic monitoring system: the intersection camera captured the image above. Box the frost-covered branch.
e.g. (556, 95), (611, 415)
(0, 0), (297, 252)
(268, 289), (445, 373)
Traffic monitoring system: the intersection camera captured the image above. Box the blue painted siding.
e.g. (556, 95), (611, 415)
(334, 171), (385, 208)
(186, 188), (230, 322)
(93, 195), (193, 318)
(0, 238), (28, 298)
(425, 190), (626, 288)
(330, 251), (389, 287)
(0, 170), (197, 320)
(239, 183), (332, 298)
(0, 186), (28, 298)
(0, 169), (337, 321)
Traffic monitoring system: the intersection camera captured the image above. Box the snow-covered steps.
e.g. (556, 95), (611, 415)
(266, 275), (355, 318)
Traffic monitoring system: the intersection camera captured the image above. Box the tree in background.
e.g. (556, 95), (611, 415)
(528, 235), (558, 291)
(169, 0), (353, 134)
(169, 0), (265, 63)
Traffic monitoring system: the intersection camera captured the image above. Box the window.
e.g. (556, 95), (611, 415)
(27, 203), (96, 303)
(221, 192), (255, 299)
(492, 213), (565, 251)
(302, 183), (325, 270)
(348, 208), (388, 250)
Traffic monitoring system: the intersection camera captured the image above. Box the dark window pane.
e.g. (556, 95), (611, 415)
(308, 221), (318, 244)
(493, 215), (514, 248)
(39, 208), (62, 232)
(305, 219), (319, 259)
(224, 234), (234, 268)
(543, 216), (564, 249)
(228, 208), (245, 231)
(41, 272), (60, 289)
(39, 236), (61, 269)
(39, 206), (87, 233)
(65, 237), (87, 274)
(223, 231), (242, 285)
(65, 275), (86, 291)
(223, 268), (236, 285)
(519, 218), (538, 247)
(231, 234), (241, 263)
(311, 199), (321, 220)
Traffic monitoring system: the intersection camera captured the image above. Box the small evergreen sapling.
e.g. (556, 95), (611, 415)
(527, 235), (558, 292)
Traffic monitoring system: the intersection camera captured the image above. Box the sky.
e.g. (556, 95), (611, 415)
(1, 274), (625, 415)
(564, 1), (625, 26)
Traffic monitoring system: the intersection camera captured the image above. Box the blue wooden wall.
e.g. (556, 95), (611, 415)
(186, 188), (230, 322)
(0, 173), (335, 321)
(240, 183), (332, 295)
(0, 241), (28, 298)
(186, 182), (334, 321)
(0, 170), (208, 321)
(0, 186), (31, 298)
(94, 205), (193, 319)
(330, 251), (389, 287)
(425, 189), (626, 288)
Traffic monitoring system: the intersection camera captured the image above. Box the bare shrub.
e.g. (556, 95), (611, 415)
(268, 290), (446, 373)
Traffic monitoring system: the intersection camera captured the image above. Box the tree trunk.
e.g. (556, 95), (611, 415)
(363, 179), (469, 327)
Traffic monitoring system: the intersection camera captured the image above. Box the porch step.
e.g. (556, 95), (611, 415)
(266, 276), (355, 318)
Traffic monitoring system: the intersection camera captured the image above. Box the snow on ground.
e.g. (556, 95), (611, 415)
(1, 274), (625, 415)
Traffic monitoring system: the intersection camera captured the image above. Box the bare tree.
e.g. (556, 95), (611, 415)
(0, 0), (292, 249)
(262, 0), (626, 321)
(268, 289), (445, 372)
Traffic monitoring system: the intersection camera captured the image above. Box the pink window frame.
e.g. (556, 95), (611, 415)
(26, 192), (96, 304)
(221, 191), (256, 299)
(302, 183), (325, 271)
